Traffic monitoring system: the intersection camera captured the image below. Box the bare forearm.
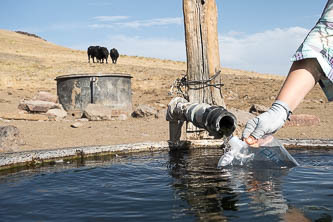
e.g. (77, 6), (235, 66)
(276, 59), (322, 111)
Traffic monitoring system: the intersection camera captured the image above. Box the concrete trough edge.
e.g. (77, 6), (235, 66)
(1, 138), (333, 172)
(280, 138), (333, 149)
(0, 139), (225, 171)
(0, 141), (168, 169)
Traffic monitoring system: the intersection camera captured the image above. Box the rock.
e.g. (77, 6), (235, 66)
(243, 95), (249, 100)
(249, 104), (269, 115)
(46, 108), (67, 119)
(71, 122), (82, 128)
(117, 114), (128, 121)
(33, 91), (58, 103)
(0, 112), (49, 121)
(284, 114), (320, 127)
(229, 108), (255, 127)
(83, 104), (128, 121)
(77, 118), (89, 122)
(18, 100), (61, 113)
(131, 105), (158, 118)
(0, 117), (10, 123)
(17, 100), (28, 111)
(18, 110), (28, 115)
(0, 125), (24, 153)
(156, 103), (167, 108)
(227, 90), (238, 100)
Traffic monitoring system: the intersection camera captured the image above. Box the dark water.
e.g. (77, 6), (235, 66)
(0, 148), (332, 222)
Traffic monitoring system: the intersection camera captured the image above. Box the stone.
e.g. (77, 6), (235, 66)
(132, 105), (158, 118)
(33, 91), (58, 103)
(0, 125), (24, 153)
(227, 90), (238, 100)
(0, 112), (49, 121)
(249, 104), (269, 115)
(156, 103), (167, 108)
(71, 122), (82, 128)
(18, 99), (61, 113)
(243, 95), (249, 100)
(83, 104), (128, 121)
(46, 108), (67, 119)
(77, 118), (89, 122)
(229, 108), (255, 127)
(18, 110), (28, 114)
(17, 100), (28, 111)
(116, 114), (128, 121)
(0, 118), (10, 123)
(284, 114), (320, 127)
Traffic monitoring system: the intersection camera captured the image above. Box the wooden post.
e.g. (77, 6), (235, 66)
(183, 0), (225, 138)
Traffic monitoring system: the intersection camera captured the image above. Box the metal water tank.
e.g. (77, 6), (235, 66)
(56, 73), (132, 118)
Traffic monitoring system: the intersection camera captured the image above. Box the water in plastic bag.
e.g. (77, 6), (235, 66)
(217, 136), (299, 169)
(218, 136), (254, 167)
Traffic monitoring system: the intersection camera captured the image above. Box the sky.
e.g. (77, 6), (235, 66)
(0, 0), (328, 75)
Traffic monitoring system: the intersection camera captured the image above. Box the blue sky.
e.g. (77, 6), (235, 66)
(0, 0), (328, 75)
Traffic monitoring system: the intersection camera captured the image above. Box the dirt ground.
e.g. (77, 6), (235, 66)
(0, 29), (332, 152)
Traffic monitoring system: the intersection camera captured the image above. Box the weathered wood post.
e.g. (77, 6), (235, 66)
(183, 0), (225, 138)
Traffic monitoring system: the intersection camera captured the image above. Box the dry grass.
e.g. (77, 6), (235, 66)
(0, 29), (186, 91)
(0, 29), (283, 91)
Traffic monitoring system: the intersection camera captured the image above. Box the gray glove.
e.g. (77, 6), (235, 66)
(242, 100), (292, 139)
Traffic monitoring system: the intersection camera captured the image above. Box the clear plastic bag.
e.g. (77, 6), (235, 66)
(217, 136), (254, 167)
(218, 136), (299, 169)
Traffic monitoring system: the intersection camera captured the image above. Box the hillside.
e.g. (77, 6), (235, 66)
(0, 29), (331, 151)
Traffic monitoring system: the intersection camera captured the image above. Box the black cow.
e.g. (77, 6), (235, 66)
(97, 47), (109, 64)
(87, 46), (109, 63)
(110, 48), (119, 64)
(87, 46), (100, 63)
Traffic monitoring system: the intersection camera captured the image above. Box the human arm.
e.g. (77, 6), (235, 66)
(242, 59), (323, 141)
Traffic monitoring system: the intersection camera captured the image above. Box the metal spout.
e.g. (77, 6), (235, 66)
(166, 97), (237, 143)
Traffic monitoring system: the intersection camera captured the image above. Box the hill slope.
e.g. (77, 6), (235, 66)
(0, 29), (331, 150)
(0, 29), (287, 110)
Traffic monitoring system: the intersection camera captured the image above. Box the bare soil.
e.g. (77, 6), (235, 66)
(0, 29), (332, 152)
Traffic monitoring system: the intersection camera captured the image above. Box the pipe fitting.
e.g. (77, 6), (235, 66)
(167, 97), (237, 142)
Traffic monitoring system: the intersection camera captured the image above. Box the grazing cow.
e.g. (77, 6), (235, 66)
(110, 48), (119, 64)
(97, 47), (109, 63)
(87, 46), (100, 63)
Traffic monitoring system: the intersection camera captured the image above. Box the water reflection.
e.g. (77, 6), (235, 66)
(167, 148), (309, 222)
(168, 149), (232, 221)
(0, 149), (332, 221)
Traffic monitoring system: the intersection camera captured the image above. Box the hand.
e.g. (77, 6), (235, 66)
(242, 100), (291, 139)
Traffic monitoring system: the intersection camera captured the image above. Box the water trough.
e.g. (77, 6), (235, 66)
(56, 73), (132, 118)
